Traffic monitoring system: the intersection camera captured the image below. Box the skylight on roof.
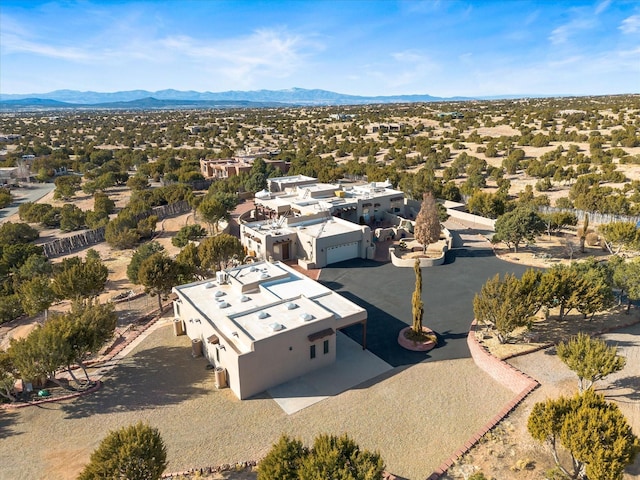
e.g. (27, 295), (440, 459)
(269, 322), (284, 332)
(299, 313), (314, 322)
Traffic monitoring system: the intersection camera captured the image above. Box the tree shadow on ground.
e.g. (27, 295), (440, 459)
(601, 375), (640, 403)
(0, 409), (21, 439)
(338, 292), (441, 367)
(61, 345), (211, 419)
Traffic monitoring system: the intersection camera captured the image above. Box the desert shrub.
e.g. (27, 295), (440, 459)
(586, 232), (600, 246)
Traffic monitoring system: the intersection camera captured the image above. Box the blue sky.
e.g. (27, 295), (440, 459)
(1, 0), (638, 97)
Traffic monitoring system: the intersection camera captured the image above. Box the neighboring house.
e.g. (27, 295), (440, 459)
(200, 157), (288, 180)
(200, 159), (252, 179)
(267, 174), (317, 193)
(172, 261), (367, 400)
(243, 179), (405, 268)
(241, 211), (373, 269)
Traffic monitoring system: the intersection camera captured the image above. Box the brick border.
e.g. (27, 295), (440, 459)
(426, 321), (539, 480)
(1, 308), (165, 410)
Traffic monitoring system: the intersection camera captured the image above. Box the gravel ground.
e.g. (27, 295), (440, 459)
(0, 323), (513, 480)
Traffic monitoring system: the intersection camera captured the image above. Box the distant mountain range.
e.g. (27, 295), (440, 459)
(0, 87), (475, 110)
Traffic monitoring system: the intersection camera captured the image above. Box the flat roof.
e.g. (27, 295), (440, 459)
(173, 261), (366, 349)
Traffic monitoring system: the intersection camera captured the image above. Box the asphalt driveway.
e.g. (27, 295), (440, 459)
(320, 238), (530, 367)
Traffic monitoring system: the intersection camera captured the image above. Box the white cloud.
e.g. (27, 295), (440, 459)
(619, 15), (640, 34)
(548, 5), (597, 45)
(594, 0), (611, 15)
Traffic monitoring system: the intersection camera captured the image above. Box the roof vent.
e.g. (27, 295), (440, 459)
(214, 290), (225, 298)
(240, 295), (251, 302)
(260, 272), (270, 279)
(269, 322), (284, 332)
(299, 313), (314, 322)
(257, 311), (269, 319)
(286, 302), (298, 310)
(205, 282), (215, 289)
(217, 301), (230, 309)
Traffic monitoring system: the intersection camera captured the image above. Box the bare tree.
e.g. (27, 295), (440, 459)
(414, 192), (441, 254)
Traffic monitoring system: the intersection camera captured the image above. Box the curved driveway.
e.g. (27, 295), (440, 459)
(319, 226), (530, 367)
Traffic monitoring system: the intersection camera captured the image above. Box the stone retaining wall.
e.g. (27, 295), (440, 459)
(427, 321), (539, 479)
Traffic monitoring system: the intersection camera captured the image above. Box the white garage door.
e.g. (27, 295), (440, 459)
(326, 242), (359, 264)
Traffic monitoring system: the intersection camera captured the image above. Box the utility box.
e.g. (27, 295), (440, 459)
(214, 367), (228, 388)
(191, 339), (203, 358)
(173, 318), (185, 336)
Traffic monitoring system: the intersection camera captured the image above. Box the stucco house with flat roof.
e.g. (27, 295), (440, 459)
(172, 261), (367, 400)
(243, 178), (405, 268)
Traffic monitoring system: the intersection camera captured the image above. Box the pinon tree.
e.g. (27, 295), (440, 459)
(528, 390), (639, 480)
(258, 433), (384, 480)
(414, 192), (442, 254)
(77, 422), (168, 480)
(557, 333), (626, 392)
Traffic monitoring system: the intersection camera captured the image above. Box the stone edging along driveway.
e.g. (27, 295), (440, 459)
(426, 321), (540, 480)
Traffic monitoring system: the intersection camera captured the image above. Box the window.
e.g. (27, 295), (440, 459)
(310, 344), (316, 359)
(323, 340), (329, 354)
(175, 302), (180, 316)
(216, 347), (220, 363)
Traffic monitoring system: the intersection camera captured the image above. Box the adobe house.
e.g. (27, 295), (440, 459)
(172, 261), (367, 400)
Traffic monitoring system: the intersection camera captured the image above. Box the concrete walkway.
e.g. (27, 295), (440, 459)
(267, 332), (393, 414)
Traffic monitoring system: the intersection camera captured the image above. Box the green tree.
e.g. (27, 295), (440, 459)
(414, 192), (441, 254)
(298, 434), (384, 480)
(0, 294), (24, 325)
(171, 224), (206, 248)
(467, 191), (506, 219)
(53, 175), (82, 200)
(494, 207), (544, 253)
(197, 192), (237, 234)
(258, 434), (384, 480)
(77, 422), (168, 480)
(0, 351), (17, 402)
(599, 222), (640, 254)
(9, 319), (70, 388)
(51, 252), (108, 302)
(198, 234), (244, 273)
(138, 253), (180, 311)
(0, 189), (13, 209)
(258, 435), (307, 480)
(540, 212), (578, 237)
(93, 191), (115, 215)
(56, 302), (117, 383)
(557, 333), (627, 392)
(0, 222), (39, 245)
(528, 390), (639, 480)
(539, 265), (589, 321)
(127, 241), (165, 284)
(473, 272), (539, 343)
(59, 203), (86, 232)
(613, 258), (640, 313)
(126, 174), (150, 191)
(18, 275), (55, 317)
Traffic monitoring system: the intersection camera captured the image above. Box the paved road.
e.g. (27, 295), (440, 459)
(0, 182), (55, 223)
(319, 227), (530, 367)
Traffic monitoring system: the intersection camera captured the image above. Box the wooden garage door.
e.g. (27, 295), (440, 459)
(326, 242), (359, 264)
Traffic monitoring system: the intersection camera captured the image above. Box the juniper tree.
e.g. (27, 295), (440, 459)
(557, 333), (626, 392)
(528, 390), (639, 480)
(77, 422), (168, 480)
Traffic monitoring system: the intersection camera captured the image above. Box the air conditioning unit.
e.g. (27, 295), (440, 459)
(216, 271), (229, 284)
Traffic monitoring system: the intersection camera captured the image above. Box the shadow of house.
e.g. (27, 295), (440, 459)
(61, 346), (211, 419)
